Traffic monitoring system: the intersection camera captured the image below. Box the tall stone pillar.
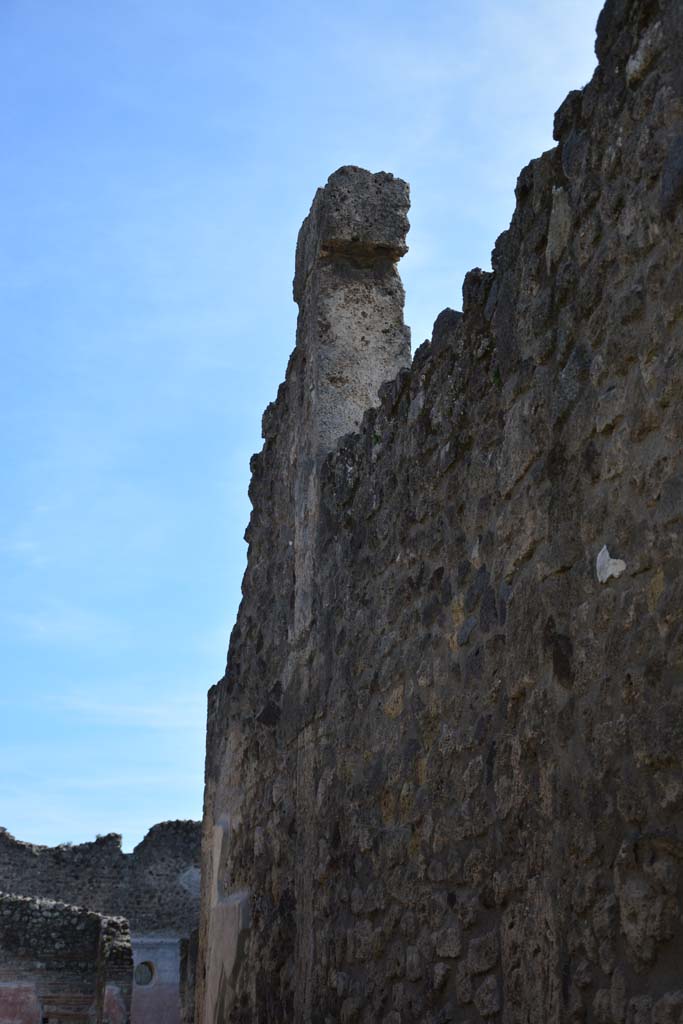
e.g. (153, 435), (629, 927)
(290, 165), (411, 636)
(288, 167), (411, 1020)
(197, 166), (411, 1024)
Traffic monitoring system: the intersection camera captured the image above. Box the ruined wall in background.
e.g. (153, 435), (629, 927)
(0, 820), (201, 1024)
(199, 0), (683, 1021)
(0, 893), (131, 1024)
(0, 820), (201, 935)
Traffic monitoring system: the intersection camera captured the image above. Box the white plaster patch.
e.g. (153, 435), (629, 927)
(596, 545), (626, 584)
(178, 865), (201, 897)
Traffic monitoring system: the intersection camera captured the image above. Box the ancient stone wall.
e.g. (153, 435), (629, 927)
(0, 820), (201, 1024)
(198, 0), (683, 1021)
(0, 892), (132, 1024)
(0, 821), (200, 935)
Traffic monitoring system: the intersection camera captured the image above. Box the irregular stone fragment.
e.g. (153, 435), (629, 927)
(628, 995), (654, 1024)
(435, 925), (462, 959)
(406, 945), (422, 981)
(341, 996), (361, 1022)
(546, 187), (572, 272)
(431, 308), (463, 353)
(661, 135), (683, 220)
(596, 545), (627, 583)
(611, 967), (627, 1023)
(614, 839), (679, 967)
(468, 929), (499, 974)
(474, 975), (501, 1018)
(457, 615), (478, 647)
(499, 393), (543, 496)
(594, 988), (612, 1023)
(383, 685), (404, 719)
(455, 961), (473, 1005)
(626, 21), (664, 84)
(653, 991), (683, 1024)
(433, 962), (449, 991)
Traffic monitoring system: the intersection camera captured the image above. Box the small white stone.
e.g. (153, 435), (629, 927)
(596, 545), (626, 584)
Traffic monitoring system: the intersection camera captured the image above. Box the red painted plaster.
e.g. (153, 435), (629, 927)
(0, 983), (41, 1024)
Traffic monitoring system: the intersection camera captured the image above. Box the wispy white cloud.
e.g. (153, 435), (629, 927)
(55, 772), (195, 791)
(1, 536), (47, 568)
(5, 601), (127, 649)
(51, 692), (206, 731)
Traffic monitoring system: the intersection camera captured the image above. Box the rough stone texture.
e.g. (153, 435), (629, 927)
(0, 821), (200, 1024)
(197, 165), (411, 1024)
(198, 0), (683, 1021)
(289, 165), (411, 634)
(0, 821), (200, 935)
(0, 892), (132, 1024)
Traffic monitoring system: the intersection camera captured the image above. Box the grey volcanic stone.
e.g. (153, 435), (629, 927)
(661, 134), (683, 219)
(293, 165), (410, 303)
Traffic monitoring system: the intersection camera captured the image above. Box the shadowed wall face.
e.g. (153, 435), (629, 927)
(198, 1), (683, 1020)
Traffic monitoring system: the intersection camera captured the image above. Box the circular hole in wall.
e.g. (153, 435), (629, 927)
(134, 961), (155, 986)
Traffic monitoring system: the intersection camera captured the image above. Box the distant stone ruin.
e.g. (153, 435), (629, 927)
(197, 0), (683, 1021)
(0, 820), (200, 1024)
(0, 893), (131, 1024)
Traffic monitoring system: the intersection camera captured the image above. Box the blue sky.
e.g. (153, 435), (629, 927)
(0, 0), (603, 850)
